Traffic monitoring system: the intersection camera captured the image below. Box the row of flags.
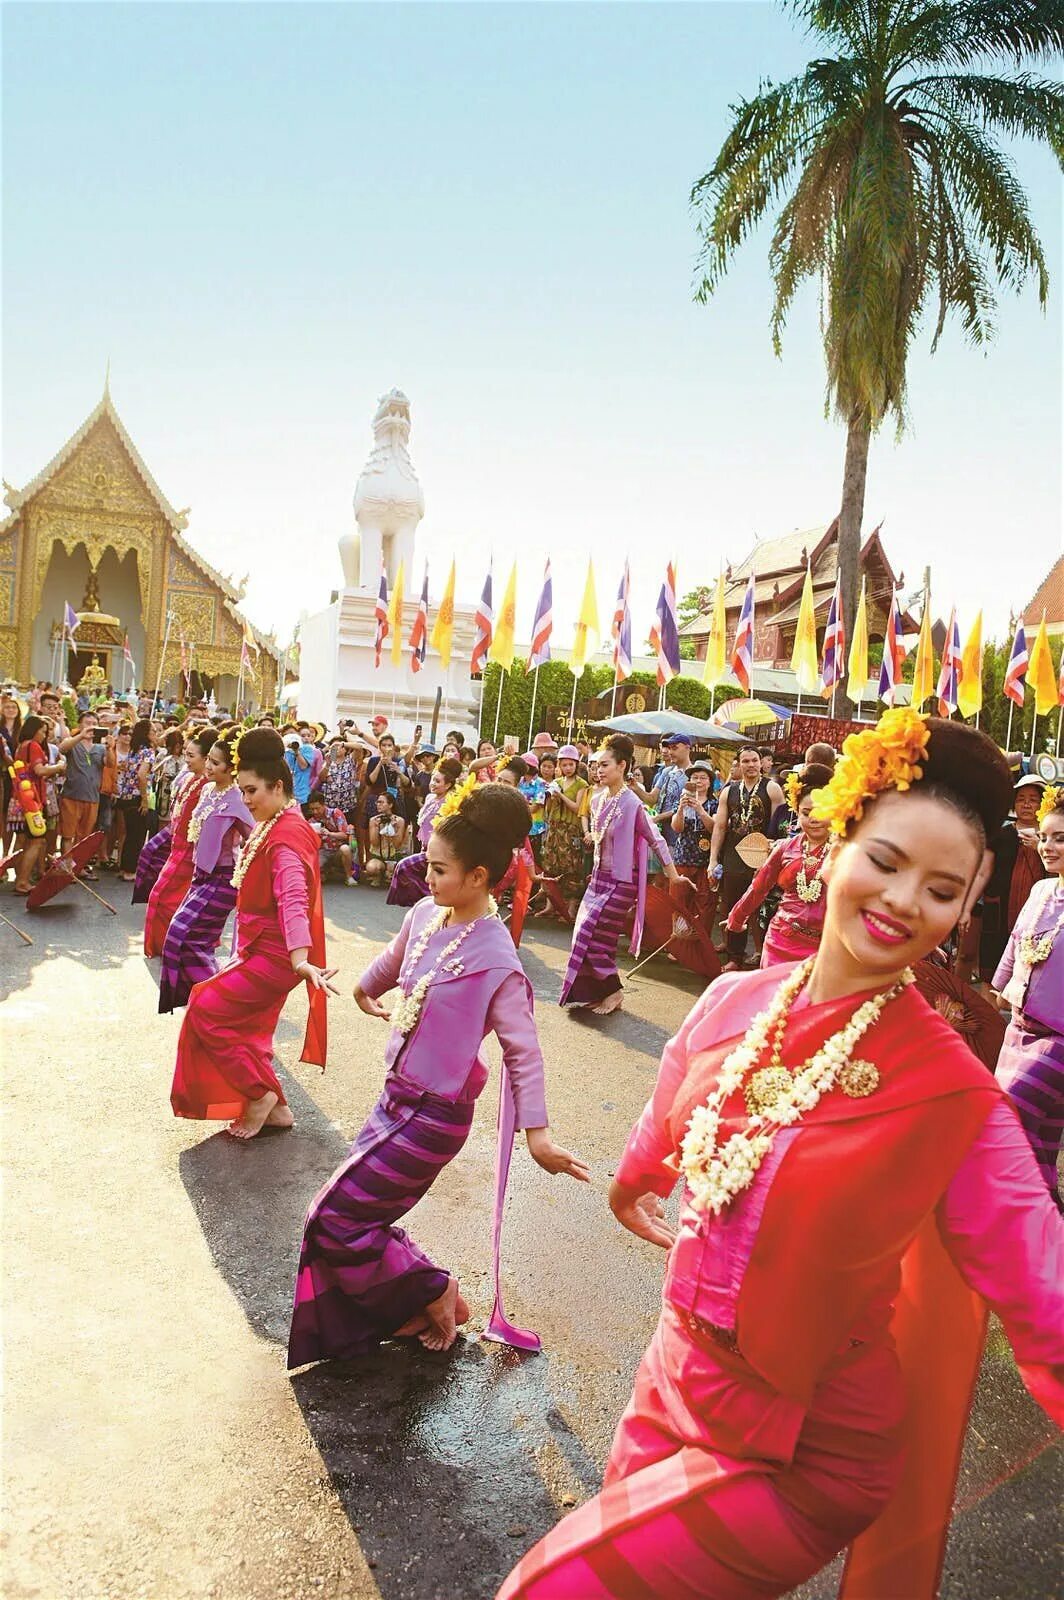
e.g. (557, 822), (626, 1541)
(369, 556), (1064, 723)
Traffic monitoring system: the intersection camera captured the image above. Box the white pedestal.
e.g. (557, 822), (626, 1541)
(297, 589), (481, 742)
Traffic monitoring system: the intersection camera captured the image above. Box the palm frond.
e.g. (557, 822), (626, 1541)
(903, 71), (1064, 155)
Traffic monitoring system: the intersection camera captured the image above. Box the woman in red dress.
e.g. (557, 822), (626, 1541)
(171, 728), (337, 1140)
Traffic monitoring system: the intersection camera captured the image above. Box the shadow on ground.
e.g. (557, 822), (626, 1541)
(290, 1341), (588, 1600)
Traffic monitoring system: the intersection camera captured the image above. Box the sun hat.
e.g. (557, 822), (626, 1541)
(531, 730), (558, 751)
(556, 744), (581, 760)
(1014, 774), (1047, 791)
(521, 751), (540, 770)
(688, 761), (715, 776)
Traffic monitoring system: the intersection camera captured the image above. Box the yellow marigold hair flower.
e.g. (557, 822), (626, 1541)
(1037, 784), (1063, 827)
(784, 769), (803, 814)
(810, 708), (931, 836)
(433, 768), (478, 828)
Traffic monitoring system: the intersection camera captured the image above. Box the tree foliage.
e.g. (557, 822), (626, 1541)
(691, 0), (1063, 711)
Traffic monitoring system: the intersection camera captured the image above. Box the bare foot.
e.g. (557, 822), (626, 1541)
(590, 990), (624, 1016)
(417, 1278), (470, 1352)
(394, 1313), (431, 1337)
(264, 1105), (294, 1128)
(226, 1090), (280, 1140)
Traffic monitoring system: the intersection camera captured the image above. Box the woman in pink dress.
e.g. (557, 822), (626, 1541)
(499, 712), (1063, 1600)
(137, 728), (211, 957)
(725, 762), (833, 966)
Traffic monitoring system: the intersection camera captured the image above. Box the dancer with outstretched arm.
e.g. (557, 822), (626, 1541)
(288, 781), (588, 1366)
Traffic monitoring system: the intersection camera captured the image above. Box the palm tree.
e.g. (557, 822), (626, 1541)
(692, 0), (1063, 711)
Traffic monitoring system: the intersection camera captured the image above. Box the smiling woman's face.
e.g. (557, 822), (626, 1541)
(820, 790), (983, 980)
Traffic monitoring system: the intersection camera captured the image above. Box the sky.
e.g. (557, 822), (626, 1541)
(3, 1), (1061, 654)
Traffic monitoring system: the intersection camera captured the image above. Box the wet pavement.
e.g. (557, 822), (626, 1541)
(2, 880), (1059, 1599)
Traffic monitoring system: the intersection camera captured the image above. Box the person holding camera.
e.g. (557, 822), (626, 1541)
(58, 711), (108, 856)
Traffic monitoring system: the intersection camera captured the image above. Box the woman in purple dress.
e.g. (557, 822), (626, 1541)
(288, 782), (589, 1365)
(158, 729), (253, 1014)
(560, 734), (687, 1016)
(994, 787), (1064, 1204)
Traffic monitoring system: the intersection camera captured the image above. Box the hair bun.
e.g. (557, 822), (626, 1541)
(922, 719), (1012, 839)
(235, 727), (286, 765)
(458, 782), (532, 850)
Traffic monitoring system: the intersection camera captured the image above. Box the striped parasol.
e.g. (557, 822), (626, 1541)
(711, 698), (791, 729)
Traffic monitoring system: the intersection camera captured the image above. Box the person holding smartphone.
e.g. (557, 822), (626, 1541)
(58, 710), (108, 857)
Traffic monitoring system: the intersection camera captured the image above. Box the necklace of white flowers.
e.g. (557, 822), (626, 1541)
(187, 780), (235, 845)
(679, 957), (914, 1216)
(1017, 895), (1064, 969)
(231, 800), (299, 889)
(795, 839), (827, 904)
(392, 899), (500, 1036)
(590, 789), (623, 850)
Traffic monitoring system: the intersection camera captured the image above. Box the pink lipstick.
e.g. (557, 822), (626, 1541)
(860, 909), (912, 946)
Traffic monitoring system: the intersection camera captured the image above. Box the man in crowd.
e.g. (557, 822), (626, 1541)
(707, 742), (785, 969)
(629, 733), (693, 849)
(57, 712), (108, 867)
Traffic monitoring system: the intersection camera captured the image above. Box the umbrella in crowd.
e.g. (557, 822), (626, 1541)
(25, 833), (119, 915)
(710, 698), (791, 729)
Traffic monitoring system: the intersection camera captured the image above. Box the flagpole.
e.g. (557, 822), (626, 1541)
(1005, 700), (1015, 752)
(492, 664), (505, 745)
(151, 608), (174, 720)
(527, 664), (540, 748)
(1056, 707), (1062, 758)
(568, 673), (579, 740)
(610, 665), (618, 718)
(1029, 713), (1038, 758)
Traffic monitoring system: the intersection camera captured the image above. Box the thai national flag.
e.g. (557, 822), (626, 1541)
(410, 566), (429, 673)
(122, 633), (134, 668)
(64, 601), (80, 640)
(373, 569), (390, 669)
(650, 561), (681, 686)
(527, 559), (553, 671)
(1003, 622), (1028, 707)
(820, 575), (845, 696)
(730, 573), (755, 694)
(611, 561), (632, 682)
(936, 607), (962, 717)
(878, 587), (905, 706)
(470, 566), (493, 675)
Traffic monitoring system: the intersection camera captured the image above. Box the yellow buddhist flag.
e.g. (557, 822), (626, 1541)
(1028, 610), (1058, 716)
(389, 560), (405, 666)
(702, 571), (727, 688)
(911, 600), (936, 711)
(570, 560), (600, 675)
(847, 576), (869, 702)
(957, 610), (984, 719)
(489, 562), (518, 670)
(790, 563), (820, 695)
(431, 559), (456, 669)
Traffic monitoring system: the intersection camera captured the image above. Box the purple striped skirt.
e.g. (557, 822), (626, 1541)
(158, 865), (237, 1015)
(287, 1075), (474, 1368)
(131, 824), (172, 906)
(996, 1013), (1064, 1201)
(386, 851), (430, 907)
(559, 869), (637, 1007)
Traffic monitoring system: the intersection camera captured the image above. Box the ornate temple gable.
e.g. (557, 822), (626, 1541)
(33, 416), (159, 519)
(3, 384), (187, 529)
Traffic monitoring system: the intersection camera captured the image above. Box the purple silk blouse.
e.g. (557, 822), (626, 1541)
(993, 877), (1064, 1035)
(359, 897), (549, 1128)
(192, 786), (254, 874)
(618, 966), (1064, 1376)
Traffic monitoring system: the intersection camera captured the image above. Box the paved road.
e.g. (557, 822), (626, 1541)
(2, 879), (1059, 1600)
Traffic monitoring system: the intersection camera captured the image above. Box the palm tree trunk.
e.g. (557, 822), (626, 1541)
(835, 409), (871, 719)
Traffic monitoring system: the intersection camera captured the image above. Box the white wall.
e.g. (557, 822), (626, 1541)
(296, 600), (340, 724)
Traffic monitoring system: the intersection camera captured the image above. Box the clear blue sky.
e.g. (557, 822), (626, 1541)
(4, 1), (1060, 650)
